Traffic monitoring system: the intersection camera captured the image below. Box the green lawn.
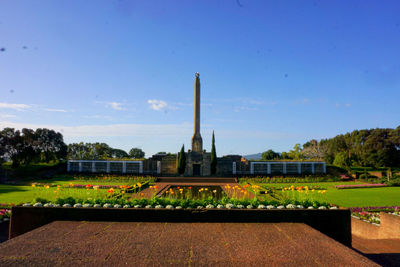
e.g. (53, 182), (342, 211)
(0, 185), (40, 204)
(251, 181), (400, 207)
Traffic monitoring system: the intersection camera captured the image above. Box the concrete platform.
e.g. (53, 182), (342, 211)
(0, 221), (376, 266)
(352, 235), (400, 266)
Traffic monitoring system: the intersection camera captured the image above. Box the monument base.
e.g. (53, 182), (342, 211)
(185, 151), (211, 176)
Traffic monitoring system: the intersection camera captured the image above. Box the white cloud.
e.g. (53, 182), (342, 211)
(147, 99), (168, 111)
(106, 102), (125, 111)
(345, 103), (351, 108)
(44, 108), (68, 113)
(0, 102), (31, 111)
(0, 114), (16, 119)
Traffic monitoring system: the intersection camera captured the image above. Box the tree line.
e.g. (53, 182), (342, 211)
(67, 143), (144, 160)
(0, 127), (146, 167)
(261, 126), (400, 168)
(0, 128), (67, 167)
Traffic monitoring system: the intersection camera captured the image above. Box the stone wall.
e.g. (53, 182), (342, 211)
(161, 156), (177, 175)
(352, 213), (400, 239)
(216, 158), (233, 176)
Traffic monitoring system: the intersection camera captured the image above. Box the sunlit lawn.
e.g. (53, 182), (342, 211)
(0, 184), (113, 204)
(250, 181), (400, 207)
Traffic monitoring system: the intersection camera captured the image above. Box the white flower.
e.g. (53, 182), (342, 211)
(63, 204), (71, 208)
(225, 204), (235, 209)
(246, 205), (254, 209)
(145, 205), (152, 209)
(197, 206), (204, 209)
(277, 205), (285, 209)
(103, 203), (112, 208)
(155, 205), (164, 209)
(297, 205), (304, 209)
(307, 206), (314, 209)
(217, 204), (224, 209)
(44, 203), (53, 207)
(54, 204), (60, 207)
(236, 204), (244, 209)
(113, 204), (122, 208)
(134, 205), (142, 208)
(166, 205), (174, 209)
(73, 203), (82, 208)
(286, 204), (296, 209)
(329, 206), (338, 210)
(83, 204), (92, 208)
(206, 204), (215, 209)
(33, 202), (42, 207)
(266, 205), (275, 209)
(257, 205), (266, 209)
(93, 204), (101, 208)
(22, 203), (31, 207)
(318, 206), (327, 209)
(175, 206), (183, 209)
(123, 205), (131, 208)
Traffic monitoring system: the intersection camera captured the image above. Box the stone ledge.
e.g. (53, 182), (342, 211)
(10, 206), (351, 246)
(352, 212), (400, 239)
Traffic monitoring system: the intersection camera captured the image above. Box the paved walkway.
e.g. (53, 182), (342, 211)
(0, 221), (376, 266)
(352, 235), (400, 266)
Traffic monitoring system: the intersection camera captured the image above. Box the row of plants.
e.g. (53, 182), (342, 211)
(351, 210), (381, 225)
(238, 176), (339, 184)
(335, 183), (388, 189)
(350, 206), (400, 224)
(57, 174), (156, 183)
(23, 196), (332, 210)
(32, 181), (150, 192)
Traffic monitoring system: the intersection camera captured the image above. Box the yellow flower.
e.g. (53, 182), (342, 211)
(213, 190), (217, 193)
(45, 185), (50, 189)
(31, 184), (36, 187)
(205, 188), (208, 191)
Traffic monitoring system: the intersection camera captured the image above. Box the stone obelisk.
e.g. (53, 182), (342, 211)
(191, 72), (203, 152)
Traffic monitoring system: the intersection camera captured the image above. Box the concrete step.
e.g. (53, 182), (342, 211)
(156, 177), (237, 183)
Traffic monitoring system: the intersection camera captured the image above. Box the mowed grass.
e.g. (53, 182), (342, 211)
(252, 182), (400, 207)
(0, 184), (112, 204)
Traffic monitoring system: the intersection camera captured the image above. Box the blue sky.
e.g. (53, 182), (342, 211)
(1, 0), (400, 157)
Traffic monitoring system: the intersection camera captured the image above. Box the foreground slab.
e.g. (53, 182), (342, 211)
(0, 221), (376, 266)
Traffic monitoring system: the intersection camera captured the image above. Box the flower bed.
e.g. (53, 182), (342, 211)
(0, 209), (11, 222)
(22, 194), (334, 211)
(350, 206), (400, 224)
(335, 183), (387, 189)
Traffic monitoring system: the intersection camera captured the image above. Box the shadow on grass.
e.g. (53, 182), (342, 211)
(0, 185), (29, 194)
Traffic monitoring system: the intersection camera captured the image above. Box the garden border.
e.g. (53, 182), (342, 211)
(10, 207), (351, 246)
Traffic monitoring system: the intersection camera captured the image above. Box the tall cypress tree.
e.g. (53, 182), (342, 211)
(178, 144), (186, 175)
(211, 131), (217, 175)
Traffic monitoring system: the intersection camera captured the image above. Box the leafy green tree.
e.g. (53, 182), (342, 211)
(210, 131), (217, 174)
(177, 144), (186, 174)
(261, 149), (280, 160)
(129, 148), (145, 159)
(333, 151), (351, 169)
(288, 144), (303, 160)
(110, 149), (129, 158)
(281, 151), (290, 159)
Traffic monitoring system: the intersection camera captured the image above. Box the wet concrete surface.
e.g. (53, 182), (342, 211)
(0, 221), (377, 266)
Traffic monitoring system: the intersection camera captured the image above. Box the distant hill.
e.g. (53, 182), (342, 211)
(243, 153), (262, 160)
